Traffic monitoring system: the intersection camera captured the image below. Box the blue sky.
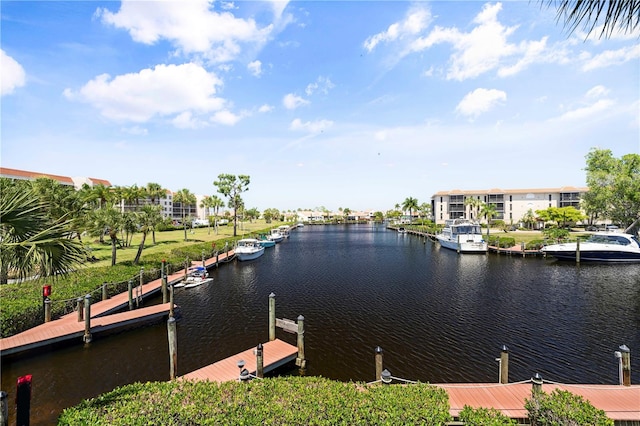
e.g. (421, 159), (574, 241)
(2, 1), (639, 212)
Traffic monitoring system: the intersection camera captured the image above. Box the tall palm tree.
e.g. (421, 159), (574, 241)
(464, 197), (483, 221)
(133, 204), (162, 265)
(402, 197), (419, 223)
(145, 182), (165, 205)
(88, 206), (123, 266)
(0, 183), (88, 283)
(480, 203), (498, 239)
(542, 0), (640, 39)
(173, 188), (196, 241)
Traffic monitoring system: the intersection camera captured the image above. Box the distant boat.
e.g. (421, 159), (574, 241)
(268, 228), (285, 243)
(235, 238), (266, 261)
(436, 219), (487, 253)
(175, 266), (213, 288)
(540, 231), (640, 263)
(278, 225), (291, 238)
(257, 239), (276, 248)
(397, 227), (407, 234)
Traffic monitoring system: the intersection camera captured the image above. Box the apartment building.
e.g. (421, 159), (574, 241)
(430, 187), (588, 226)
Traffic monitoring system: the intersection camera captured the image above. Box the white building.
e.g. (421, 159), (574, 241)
(430, 186), (588, 226)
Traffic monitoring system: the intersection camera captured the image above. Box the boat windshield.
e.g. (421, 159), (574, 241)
(587, 234), (631, 245)
(453, 225), (481, 234)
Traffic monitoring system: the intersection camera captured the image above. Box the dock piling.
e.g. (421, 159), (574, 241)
(168, 316), (177, 380)
(102, 282), (108, 301)
(375, 346), (384, 382)
(83, 294), (92, 344)
(169, 282), (175, 318)
(76, 297), (84, 322)
(161, 260), (168, 304)
(618, 345), (631, 386)
(16, 375), (31, 426)
(256, 343), (264, 378)
(269, 293), (276, 341)
(576, 239), (581, 264)
(499, 345), (509, 384)
(296, 315), (306, 368)
(128, 279), (133, 311)
(531, 373), (543, 395)
(0, 390), (7, 426)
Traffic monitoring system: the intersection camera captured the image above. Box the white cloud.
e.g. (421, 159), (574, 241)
(172, 111), (203, 129)
(456, 88), (507, 118)
(283, 93), (309, 110)
(64, 63), (226, 124)
(305, 76), (335, 96)
(364, 5), (431, 52)
(581, 44), (640, 71)
(1, 50), (26, 96)
(258, 104), (273, 113)
(248, 60), (262, 77)
(211, 110), (242, 125)
(121, 125), (148, 135)
(555, 99), (615, 122)
(290, 118), (333, 133)
(585, 85), (609, 99)
(96, 0), (279, 63)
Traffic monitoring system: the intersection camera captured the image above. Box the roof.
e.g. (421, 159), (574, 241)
(432, 187), (589, 197)
(0, 167), (75, 185)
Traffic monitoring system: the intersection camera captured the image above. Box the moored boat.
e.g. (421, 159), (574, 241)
(436, 219), (487, 253)
(235, 238), (266, 261)
(540, 231), (640, 263)
(268, 228), (285, 243)
(175, 266), (213, 288)
(257, 239), (276, 248)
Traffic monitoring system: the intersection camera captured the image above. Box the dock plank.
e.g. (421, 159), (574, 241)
(180, 339), (298, 383)
(436, 382), (640, 422)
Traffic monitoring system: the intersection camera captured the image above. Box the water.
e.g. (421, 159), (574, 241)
(2, 224), (639, 424)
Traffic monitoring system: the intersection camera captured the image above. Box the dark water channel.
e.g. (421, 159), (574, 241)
(2, 224), (640, 424)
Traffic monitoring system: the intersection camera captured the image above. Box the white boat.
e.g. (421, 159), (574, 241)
(398, 227), (407, 234)
(436, 219), (488, 253)
(235, 238), (266, 261)
(175, 266), (213, 288)
(278, 225), (291, 238)
(267, 229), (285, 243)
(540, 231), (640, 263)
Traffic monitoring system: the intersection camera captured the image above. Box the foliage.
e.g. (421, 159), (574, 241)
(486, 236), (516, 248)
(402, 197), (419, 221)
(459, 405), (517, 425)
(541, 0), (640, 39)
(525, 389), (613, 426)
(536, 207), (586, 228)
(58, 377), (452, 425)
(582, 149), (640, 233)
(542, 227), (570, 242)
(214, 174), (251, 237)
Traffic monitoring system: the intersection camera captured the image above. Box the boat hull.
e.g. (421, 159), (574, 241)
(541, 242), (640, 263)
(184, 278), (214, 288)
(236, 249), (265, 261)
(437, 236), (488, 253)
(257, 240), (276, 248)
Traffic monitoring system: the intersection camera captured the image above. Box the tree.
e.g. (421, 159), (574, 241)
(542, 0), (640, 39)
(0, 180), (88, 283)
(342, 207), (351, 222)
(173, 188), (196, 241)
(480, 203), (498, 238)
(418, 202), (432, 221)
(521, 209), (537, 230)
(582, 149), (640, 233)
(145, 182), (165, 205)
(402, 197), (419, 223)
(465, 197), (483, 221)
(133, 204), (162, 265)
(535, 206), (586, 228)
(214, 174), (250, 237)
(88, 206), (123, 266)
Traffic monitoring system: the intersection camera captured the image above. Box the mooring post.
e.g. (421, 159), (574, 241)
(256, 343), (264, 378)
(202, 250), (205, 268)
(44, 298), (51, 323)
(531, 372), (543, 395)
(101, 281), (107, 301)
(128, 279), (133, 311)
(296, 315), (306, 368)
(169, 282), (175, 318)
(137, 267), (144, 307)
(0, 390), (8, 426)
(161, 260), (168, 304)
(620, 344), (631, 386)
(16, 375), (31, 426)
(215, 250), (219, 268)
(375, 346), (384, 382)
(83, 294), (92, 344)
(76, 297), (84, 322)
(576, 238), (581, 264)
(184, 258), (188, 282)
(521, 242), (525, 257)
(269, 293), (276, 341)
(167, 316), (178, 380)
(499, 345), (509, 384)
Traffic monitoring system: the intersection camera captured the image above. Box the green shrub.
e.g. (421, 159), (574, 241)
(498, 237), (516, 248)
(459, 405), (517, 425)
(525, 389), (613, 426)
(58, 377), (452, 425)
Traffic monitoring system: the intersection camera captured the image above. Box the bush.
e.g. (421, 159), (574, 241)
(58, 377), (452, 425)
(525, 389), (613, 426)
(459, 405), (517, 425)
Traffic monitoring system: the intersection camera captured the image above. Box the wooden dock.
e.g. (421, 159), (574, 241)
(437, 382), (640, 423)
(180, 339), (298, 383)
(0, 250), (237, 358)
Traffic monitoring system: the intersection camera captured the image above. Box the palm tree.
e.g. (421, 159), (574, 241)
(480, 203), (498, 239)
(542, 0), (639, 39)
(173, 188), (196, 241)
(145, 182), (165, 205)
(0, 181), (88, 283)
(343, 208), (351, 222)
(133, 205), (162, 265)
(464, 197), (483, 221)
(402, 197), (419, 223)
(88, 206), (123, 266)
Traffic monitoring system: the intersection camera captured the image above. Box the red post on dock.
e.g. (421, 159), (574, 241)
(16, 375), (31, 426)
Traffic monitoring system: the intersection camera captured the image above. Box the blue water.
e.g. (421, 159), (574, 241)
(2, 223), (639, 424)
